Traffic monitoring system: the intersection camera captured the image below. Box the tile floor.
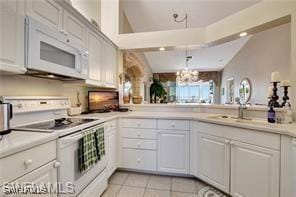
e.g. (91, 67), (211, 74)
(102, 171), (209, 197)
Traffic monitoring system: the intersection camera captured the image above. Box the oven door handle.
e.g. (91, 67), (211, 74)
(59, 133), (83, 147)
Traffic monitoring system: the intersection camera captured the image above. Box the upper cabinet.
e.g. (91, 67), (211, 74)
(86, 27), (117, 89)
(63, 10), (86, 47)
(26, 0), (63, 29)
(0, 0), (26, 74)
(87, 29), (102, 81)
(0, 0), (118, 88)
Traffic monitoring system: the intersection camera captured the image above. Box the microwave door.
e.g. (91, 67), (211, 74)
(26, 17), (87, 79)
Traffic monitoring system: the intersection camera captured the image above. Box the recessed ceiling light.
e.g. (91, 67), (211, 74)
(239, 32), (248, 37)
(159, 47), (165, 51)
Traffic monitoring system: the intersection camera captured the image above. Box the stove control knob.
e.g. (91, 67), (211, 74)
(17, 103), (23, 109)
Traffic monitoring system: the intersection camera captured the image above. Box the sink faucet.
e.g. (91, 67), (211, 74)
(235, 97), (248, 119)
(238, 103), (247, 119)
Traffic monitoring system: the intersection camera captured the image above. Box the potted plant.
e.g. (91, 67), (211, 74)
(150, 79), (166, 103)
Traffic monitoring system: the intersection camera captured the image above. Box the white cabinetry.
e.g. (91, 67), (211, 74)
(106, 120), (118, 178)
(157, 119), (190, 174)
(281, 136), (296, 197)
(198, 122), (280, 197)
(0, 140), (58, 196)
(231, 141), (280, 197)
(158, 130), (189, 174)
(101, 41), (117, 87)
(198, 133), (230, 192)
(63, 10), (86, 46)
(85, 29), (117, 88)
(121, 119), (157, 171)
(26, 0), (63, 29)
(15, 160), (58, 188)
(86, 29), (102, 81)
(0, 0), (26, 73)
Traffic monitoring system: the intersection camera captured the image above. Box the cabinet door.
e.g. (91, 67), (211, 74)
(231, 141), (280, 197)
(198, 133), (230, 193)
(63, 10), (86, 47)
(14, 161), (59, 196)
(26, 0), (63, 29)
(107, 132), (117, 177)
(158, 130), (189, 174)
(101, 41), (117, 87)
(0, 0), (26, 73)
(87, 29), (102, 81)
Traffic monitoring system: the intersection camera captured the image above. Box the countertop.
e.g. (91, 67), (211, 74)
(78, 111), (296, 138)
(0, 131), (58, 159)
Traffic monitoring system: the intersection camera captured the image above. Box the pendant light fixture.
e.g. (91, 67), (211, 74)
(173, 13), (199, 85)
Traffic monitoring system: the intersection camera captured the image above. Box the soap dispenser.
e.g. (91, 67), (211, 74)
(283, 102), (293, 124)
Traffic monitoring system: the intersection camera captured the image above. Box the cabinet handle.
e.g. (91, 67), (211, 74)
(171, 123), (175, 128)
(137, 142), (141, 147)
(137, 122), (141, 127)
(53, 161), (61, 168)
(137, 158), (141, 163)
(292, 138), (296, 145)
(137, 132), (141, 137)
(24, 159), (33, 167)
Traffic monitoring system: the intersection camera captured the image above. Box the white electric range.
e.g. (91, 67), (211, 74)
(0, 96), (108, 196)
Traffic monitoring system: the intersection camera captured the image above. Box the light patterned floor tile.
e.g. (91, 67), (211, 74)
(109, 172), (129, 185)
(102, 184), (121, 197)
(144, 189), (170, 197)
(117, 186), (145, 197)
(195, 179), (207, 193)
(124, 173), (149, 187)
(147, 175), (171, 190)
(172, 177), (197, 193)
(171, 192), (198, 197)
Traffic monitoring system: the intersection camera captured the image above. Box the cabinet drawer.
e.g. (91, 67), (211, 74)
(198, 122), (280, 150)
(158, 119), (190, 130)
(122, 128), (157, 139)
(0, 140), (56, 182)
(122, 119), (157, 129)
(122, 148), (156, 171)
(122, 138), (157, 150)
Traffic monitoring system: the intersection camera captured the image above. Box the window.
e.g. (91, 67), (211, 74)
(176, 81), (213, 103)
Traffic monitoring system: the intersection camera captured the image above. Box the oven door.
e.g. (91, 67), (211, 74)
(57, 124), (107, 195)
(26, 17), (88, 79)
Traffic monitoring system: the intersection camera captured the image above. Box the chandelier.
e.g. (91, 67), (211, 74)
(173, 13), (199, 85)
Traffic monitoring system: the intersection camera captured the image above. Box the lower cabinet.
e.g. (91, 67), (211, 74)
(158, 130), (189, 174)
(122, 148), (157, 171)
(231, 141), (280, 197)
(198, 133), (230, 193)
(198, 131), (280, 197)
(106, 120), (118, 177)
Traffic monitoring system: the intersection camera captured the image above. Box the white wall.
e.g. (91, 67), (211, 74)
(0, 75), (105, 112)
(220, 23), (291, 105)
(71, 0), (101, 26)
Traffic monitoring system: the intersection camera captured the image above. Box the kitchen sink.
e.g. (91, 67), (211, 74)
(208, 115), (268, 125)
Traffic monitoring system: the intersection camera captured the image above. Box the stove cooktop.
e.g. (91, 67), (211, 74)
(14, 118), (97, 133)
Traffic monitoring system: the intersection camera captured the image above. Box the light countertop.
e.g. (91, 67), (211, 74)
(0, 131), (58, 159)
(78, 111), (296, 138)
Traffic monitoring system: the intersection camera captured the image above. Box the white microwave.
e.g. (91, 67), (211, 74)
(26, 17), (88, 80)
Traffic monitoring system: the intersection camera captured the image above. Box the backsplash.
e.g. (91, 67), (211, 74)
(0, 75), (115, 112)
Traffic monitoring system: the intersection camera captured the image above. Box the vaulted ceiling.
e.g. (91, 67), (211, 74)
(144, 36), (251, 73)
(120, 0), (260, 72)
(120, 0), (261, 33)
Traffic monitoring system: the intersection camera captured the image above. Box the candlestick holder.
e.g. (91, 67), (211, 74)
(271, 81), (281, 107)
(281, 85), (291, 107)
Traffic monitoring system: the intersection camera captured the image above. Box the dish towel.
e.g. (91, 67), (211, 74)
(78, 126), (105, 173)
(94, 126), (106, 160)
